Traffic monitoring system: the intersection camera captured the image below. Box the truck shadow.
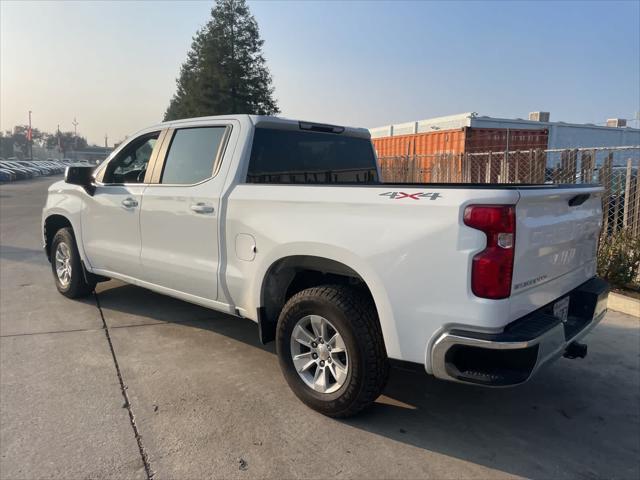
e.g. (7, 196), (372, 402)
(95, 281), (639, 479)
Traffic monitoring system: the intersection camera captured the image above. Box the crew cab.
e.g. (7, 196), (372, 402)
(42, 115), (608, 417)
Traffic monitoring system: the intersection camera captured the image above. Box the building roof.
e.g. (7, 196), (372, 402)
(369, 112), (640, 139)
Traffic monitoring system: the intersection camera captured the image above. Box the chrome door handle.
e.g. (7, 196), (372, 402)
(121, 197), (138, 208)
(190, 203), (214, 214)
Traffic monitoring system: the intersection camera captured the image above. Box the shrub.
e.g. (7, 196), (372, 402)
(597, 229), (640, 289)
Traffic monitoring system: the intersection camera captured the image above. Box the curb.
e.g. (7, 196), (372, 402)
(608, 292), (640, 318)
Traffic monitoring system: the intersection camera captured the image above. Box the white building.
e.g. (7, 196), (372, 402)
(370, 112), (640, 149)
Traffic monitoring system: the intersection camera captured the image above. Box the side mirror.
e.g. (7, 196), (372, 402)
(65, 166), (96, 196)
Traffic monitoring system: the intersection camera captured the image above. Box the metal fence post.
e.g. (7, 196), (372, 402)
(600, 153), (613, 234)
(580, 150), (593, 184)
(569, 149), (578, 183)
(633, 169), (640, 238)
(623, 158), (632, 228)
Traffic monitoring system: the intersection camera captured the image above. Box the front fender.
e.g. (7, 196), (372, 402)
(42, 183), (91, 269)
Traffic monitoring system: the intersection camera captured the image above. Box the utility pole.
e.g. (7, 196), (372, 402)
(28, 110), (33, 161)
(72, 117), (79, 149)
(104, 134), (108, 148)
(57, 124), (63, 159)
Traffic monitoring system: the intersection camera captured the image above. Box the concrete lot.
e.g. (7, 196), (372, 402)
(1, 177), (639, 480)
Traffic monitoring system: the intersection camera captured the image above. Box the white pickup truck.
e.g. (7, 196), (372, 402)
(43, 115), (609, 417)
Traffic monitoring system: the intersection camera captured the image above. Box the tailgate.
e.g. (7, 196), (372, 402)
(512, 186), (603, 295)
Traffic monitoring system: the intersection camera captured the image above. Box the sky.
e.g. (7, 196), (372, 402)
(1, 0), (639, 146)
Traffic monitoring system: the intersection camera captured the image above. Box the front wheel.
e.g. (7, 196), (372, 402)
(51, 227), (95, 298)
(276, 285), (389, 417)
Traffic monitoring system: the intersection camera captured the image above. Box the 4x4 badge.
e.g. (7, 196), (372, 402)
(379, 192), (442, 200)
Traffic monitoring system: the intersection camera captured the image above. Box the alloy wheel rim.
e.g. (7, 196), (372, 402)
(54, 242), (72, 288)
(290, 315), (349, 394)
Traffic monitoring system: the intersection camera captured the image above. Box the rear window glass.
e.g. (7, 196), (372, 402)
(161, 127), (226, 185)
(247, 128), (378, 184)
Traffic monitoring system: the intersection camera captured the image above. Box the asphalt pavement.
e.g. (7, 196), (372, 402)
(1, 177), (639, 479)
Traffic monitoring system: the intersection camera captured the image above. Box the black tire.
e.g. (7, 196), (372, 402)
(50, 227), (95, 298)
(276, 285), (389, 417)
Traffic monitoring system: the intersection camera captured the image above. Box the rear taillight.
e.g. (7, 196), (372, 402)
(463, 205), (516, 299)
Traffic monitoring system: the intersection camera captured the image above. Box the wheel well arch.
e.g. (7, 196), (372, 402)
(258, 255), (377, 343)
(44, 214), (72, 261)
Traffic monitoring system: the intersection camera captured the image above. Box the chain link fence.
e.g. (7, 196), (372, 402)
(379, 146), (640, 288)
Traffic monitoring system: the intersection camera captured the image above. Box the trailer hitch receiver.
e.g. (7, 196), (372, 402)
(563, 341), (588, 359)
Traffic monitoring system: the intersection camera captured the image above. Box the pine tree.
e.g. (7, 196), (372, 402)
(164, 0), (279, 121)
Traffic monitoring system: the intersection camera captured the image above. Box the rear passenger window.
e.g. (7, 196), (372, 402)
(161, 127), (227, 185)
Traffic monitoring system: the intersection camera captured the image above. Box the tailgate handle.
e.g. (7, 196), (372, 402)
(568, 194), (590, 207)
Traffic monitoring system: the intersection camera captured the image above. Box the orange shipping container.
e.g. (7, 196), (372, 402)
(372, 129), (466, 157)
(373, 129), (467, 181)
(372, 127), (548, 157)
(373, 127), (549, 183)
(465, 127), (548, 153)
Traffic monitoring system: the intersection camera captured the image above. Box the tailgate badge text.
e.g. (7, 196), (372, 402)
(380, 192), (442, 201)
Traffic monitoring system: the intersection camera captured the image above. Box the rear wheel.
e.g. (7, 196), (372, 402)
(51, 227), (95, 298)
(276, 285), (389, 417)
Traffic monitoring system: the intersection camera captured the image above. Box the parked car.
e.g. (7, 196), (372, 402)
(34, 161), (61, 174)
(0, 162), (33, 179)
(0, 169), (15, 182)
(47, 164), (64, 174)
(40, 160), (65, 174)
(16, 161), (50, 175)
(7, 160), (42, 176)
(1, 167), (29, 180)
(33, 162), (55, 174)
(42, 115), (609, 417)
(46, 158), (66, 169)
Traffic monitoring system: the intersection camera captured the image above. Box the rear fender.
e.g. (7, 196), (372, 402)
(251, 243), (401, 358)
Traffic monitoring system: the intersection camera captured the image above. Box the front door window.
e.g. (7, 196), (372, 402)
(102, 132), (159, 184)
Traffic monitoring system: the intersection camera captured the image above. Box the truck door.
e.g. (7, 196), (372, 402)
(138, 124), (233, 301)
(82, 131), (162, 278)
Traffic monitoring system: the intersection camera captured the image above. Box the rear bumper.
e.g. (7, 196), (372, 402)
(431, 277), (609, 386)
